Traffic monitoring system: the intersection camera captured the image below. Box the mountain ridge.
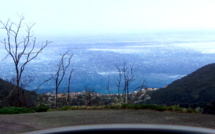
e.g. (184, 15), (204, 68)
(146, 63), (215, 113)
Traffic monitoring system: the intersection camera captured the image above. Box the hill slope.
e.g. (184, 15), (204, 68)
(146, 63), (215, 110)
(0, 78), (37, 107)
(0, 78), (13, 99)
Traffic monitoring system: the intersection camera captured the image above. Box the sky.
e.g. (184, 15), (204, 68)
(1, 0), (215, 36)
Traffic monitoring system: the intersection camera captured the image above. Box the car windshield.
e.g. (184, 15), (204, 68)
(0, 0), (215, 134)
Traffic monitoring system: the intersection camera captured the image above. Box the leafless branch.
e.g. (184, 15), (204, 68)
(131, 80), (147, 94)
(115, 62), (135, 104)
(33, 77), (53, 92)
(0, 17), (51, 106)
(53, 49), (73, 106)
(106, 75), (110, 94)
(115, 65), (122, 96)
(67, 69), (74, 103)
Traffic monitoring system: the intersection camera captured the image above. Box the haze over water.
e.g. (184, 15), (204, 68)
(1, 31), (215, 94)
(1, 0), (215, 93)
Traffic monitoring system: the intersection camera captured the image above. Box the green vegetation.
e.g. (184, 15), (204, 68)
(0, 104), (197, 115)
(34, 104), (50, 112)
(112, 104), (197, 113)
(0, 107), (35, 114)
(0, 105), (49, 114)
(54, 104), (197, 113)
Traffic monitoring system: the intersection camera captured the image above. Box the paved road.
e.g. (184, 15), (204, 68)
(0, 109), (215, 134)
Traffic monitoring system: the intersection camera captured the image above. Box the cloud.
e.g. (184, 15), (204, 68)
(88, 44), (166, 54)
(88, 48), (144, 54)
(167, 74), (186, 79)
(97, 71), (118, 76)
(149, 73), (185, 79)
(173, 42), (215, 54)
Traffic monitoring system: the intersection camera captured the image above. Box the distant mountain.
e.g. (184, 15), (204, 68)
(146, 63), (215, 113)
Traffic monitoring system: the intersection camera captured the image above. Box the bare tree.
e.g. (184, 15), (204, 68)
(53, 49), (73, 107)
(83, 85), (96, 106)
(106, 75), (111, 94)
(122, 62), (134, 103)
(130, 80), (147, 103)
(115, 64), (123, 103)
(115, 65), (122, 98)
(131, 80), (147, 93)
(0, 16), (51, 106)
(115, 62), (135, 104)
(66, 69), (74, 104)
(33, 77), (53, 92)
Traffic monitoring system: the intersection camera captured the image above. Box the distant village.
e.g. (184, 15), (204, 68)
(38, 88), (160, 107)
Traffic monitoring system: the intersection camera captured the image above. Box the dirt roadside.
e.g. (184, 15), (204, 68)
(0, 109), (215, 134)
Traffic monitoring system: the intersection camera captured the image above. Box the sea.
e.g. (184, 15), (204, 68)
(1, 31), (215, 94)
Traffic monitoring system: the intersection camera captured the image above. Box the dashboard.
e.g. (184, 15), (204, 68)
(23, 124), (215, 134)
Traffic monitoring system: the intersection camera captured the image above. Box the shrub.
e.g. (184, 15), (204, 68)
(168, 105), (183, 111)
(121, 104), (130, 109)
(104, 105), (121, 109)
(34, 104), (49, 112)
(0, 107), (35, 114)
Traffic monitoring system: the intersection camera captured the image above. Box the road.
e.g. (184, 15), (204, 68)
(0, 109), (215, 134)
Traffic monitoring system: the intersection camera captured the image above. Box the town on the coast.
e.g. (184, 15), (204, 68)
(39, 88), (159, 107)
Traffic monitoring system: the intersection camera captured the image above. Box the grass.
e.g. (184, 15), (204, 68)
(54, 104), (198, 113)
(107, 104), (197, 113)
(0, 104), (49, 114)
(0, 104), (197, 114)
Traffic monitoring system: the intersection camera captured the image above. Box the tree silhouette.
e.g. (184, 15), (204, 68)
(0, 16), (51, 106)
(53, 49), (73, 107)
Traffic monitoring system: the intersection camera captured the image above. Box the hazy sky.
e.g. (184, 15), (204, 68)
(1, 0), (215, 36)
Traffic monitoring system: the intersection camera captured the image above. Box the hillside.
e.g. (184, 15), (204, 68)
(146, 63), (215, 113)
(0, 78), (37, 107)
(0, 78), (12, 100)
